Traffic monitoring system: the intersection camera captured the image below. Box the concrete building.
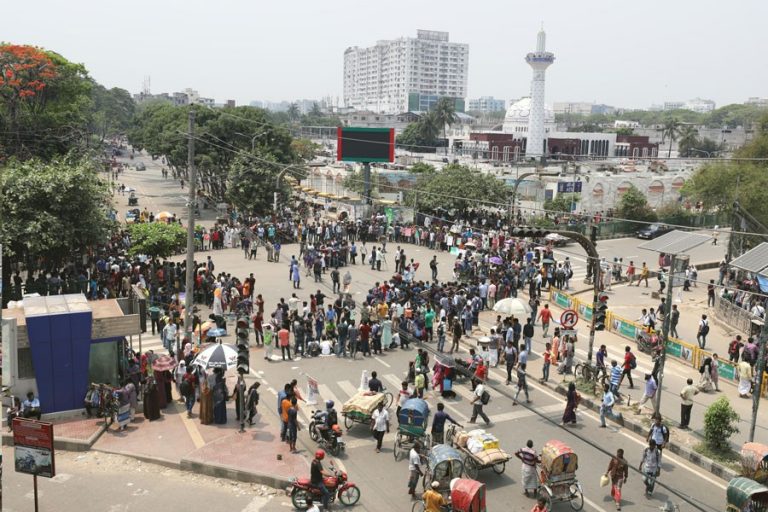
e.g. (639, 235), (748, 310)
(746, 97), (768, 107)
(468, 96), (506, 113)
(524, 28), (555, 158)
(685, 97), (716, 113)
(502, 97), (555, 136)
(343, 29), (469, 114)
(553, 102), (593, 116)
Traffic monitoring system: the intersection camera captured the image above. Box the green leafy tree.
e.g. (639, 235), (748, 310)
(0, 156), (114, 266)
(544, 193), (579, 213)
(287, 103), (300, 122)
(617, 184), (657, 222)
(419, 111), (441, 147)
(433, 97), (456, 154)
(0, 45), (95, 161)
(226, 154), (292, 215)
(309, 102), (322, 117)
(703, 396), (740, 450)
(127, 222), (187, 260)
(676, 125), (700, 157)
(397, 119), (437, 152)
(660, 117), (681, 158)
(410, 164), (508, 212)
(409, 162), (436, 174)
(90, 84), (135, 141)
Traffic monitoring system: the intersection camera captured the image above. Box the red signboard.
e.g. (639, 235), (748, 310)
(13, 418), (56, 478)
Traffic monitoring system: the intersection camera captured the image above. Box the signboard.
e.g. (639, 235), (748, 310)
(717, 361), (736, 381)
(577, 303), (593, 321)
(611, 318), (637, 340)
(552, 291), (572, 309)
(13, 418), (55, 478)
(560, 309), (579, 329)
(665, 340), (693, 362)
(557, 181), (583, 193)
(560, 329), (578, 338)
(337, 127), (395, 163)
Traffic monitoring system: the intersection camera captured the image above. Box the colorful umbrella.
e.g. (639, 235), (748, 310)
(489, 256), (504, 265)
(151, 354), (177, 372)
(192, 343), (238, 370)
(156, 211), (173, 220)
(194, 321), (214, 335)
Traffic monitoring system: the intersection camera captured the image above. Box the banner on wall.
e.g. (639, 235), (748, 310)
(552, 291), (572, 309)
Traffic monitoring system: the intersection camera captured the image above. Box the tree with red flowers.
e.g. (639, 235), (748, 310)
(0, 45), (57, 128)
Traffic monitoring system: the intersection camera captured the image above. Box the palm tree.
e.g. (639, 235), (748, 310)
(433, 97), (457, 155)
(676, 125), (699, 157)
(418, 111), (440, 146)
(660, 117), (681, 158)
(287, 103), (300, 122)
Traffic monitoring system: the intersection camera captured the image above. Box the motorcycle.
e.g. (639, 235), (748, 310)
(289, 461), (360, 510)
(309, 411), (345, 456)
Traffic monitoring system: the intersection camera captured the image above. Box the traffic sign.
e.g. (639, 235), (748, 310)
(13, 418), (55, 478)
(560, 329), (578, 337)
(560, 309), (579, 329)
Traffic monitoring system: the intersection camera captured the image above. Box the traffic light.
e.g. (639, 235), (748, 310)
(595, 292), (609, 331)
(236, 317), (250, 375)
(510, 227), (551, 239)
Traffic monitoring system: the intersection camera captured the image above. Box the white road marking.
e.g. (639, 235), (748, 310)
(383, 373), (404, 391)
(337, 380), (358, 399)
(374, 356), (391, 368)
(267, 387), (277, 395)
(318, 384), (342, 410)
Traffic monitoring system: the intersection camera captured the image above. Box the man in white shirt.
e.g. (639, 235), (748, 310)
(407, 442), (424, 498)
(162, 322), (177, 353)
(370, 402), (390, 453)
(469, 380), (491, 425)
(287, 293), (300, 314)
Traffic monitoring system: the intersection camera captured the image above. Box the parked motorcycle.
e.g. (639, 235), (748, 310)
(308, 410), (345, 456)
(289, 461), (360, 510)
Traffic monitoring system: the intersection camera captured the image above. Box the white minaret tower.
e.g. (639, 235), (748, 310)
(525, 27), (555, 160)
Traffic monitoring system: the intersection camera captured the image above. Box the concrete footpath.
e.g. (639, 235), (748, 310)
(2, 369), (309, 490)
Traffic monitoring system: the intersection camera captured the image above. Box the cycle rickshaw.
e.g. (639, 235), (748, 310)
(394, 398), (431, 461)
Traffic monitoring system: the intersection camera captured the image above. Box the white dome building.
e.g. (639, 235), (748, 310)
(502, 97), (555, 137)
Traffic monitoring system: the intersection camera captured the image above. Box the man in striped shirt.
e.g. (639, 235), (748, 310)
(610, 360), (623, 401)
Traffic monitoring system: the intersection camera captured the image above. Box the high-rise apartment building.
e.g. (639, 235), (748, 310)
(343, 30), (469, 114)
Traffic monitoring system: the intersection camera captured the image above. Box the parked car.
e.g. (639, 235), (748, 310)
(636, 223), (672, 239)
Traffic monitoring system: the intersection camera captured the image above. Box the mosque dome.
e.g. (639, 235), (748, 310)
(502, 97), (555, 135)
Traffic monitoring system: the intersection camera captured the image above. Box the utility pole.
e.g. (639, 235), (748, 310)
(654, 257), (677, 413)
(184, 109), (196, 343)
(363, 162), (372, 210)
(749, 323), (768, 441)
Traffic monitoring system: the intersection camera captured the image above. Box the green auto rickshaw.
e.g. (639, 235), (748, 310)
(727, 477), (768, 512)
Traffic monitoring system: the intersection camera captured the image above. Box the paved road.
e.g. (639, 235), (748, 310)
(252, 342), (726, 512)
(109, 151), (749, 511)
(1, 449), (282, 512)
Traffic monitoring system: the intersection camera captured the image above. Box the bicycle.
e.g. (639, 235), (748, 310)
(574, 360), (608, 395)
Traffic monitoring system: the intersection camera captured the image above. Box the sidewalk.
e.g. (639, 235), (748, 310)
(3, 374), (308, 490)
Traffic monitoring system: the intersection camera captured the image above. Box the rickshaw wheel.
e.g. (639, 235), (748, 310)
(411, 500), (426, 512)
(540, 488), (553, 511)
(384, 392), (394, 408)
(338, 485), (361, 506)
(492, 461), (506, 474)
(393, 437), (402, 461)
(569, 484), (584, 511)
(344, 414), (353, 429)
(464, 456), (479, 479)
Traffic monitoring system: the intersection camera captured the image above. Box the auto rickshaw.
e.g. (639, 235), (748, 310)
(411, 477), (485, 512)
(537, 440), (583, 511)
(422, 444), (464, 493)
(727, 477), (768, 512)
(394, 398), (431, 461)
(742, 443), (768, 484)
(128, 192), (138, 206)
(450, 478), (486, 512)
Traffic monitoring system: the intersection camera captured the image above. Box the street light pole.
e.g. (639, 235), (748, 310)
(184, 109), (197, 343)
(274, 168), (288, 214)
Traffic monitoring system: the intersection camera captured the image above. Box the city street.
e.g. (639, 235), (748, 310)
(100, 155), (763, 511)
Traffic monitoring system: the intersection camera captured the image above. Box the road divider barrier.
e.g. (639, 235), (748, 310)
(548, 288), (768, 397)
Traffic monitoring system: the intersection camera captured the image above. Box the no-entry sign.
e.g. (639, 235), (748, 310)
(560, 309), (579, 329)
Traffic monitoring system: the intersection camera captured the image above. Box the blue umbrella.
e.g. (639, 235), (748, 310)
(207, 328), (228, 338)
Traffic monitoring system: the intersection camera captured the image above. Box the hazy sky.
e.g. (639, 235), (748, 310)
(6, 0), (767, 109)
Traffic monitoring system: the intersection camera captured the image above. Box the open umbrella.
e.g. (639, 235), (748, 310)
(156, 211), (173, 221)
(191, 343), (238, 370)
(152, 354), (177, 372)
(493, 297), (531, 316)
(489, 256), (504, 265)
(206, 327), (228, 338)
(194, 321), (214, 335)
